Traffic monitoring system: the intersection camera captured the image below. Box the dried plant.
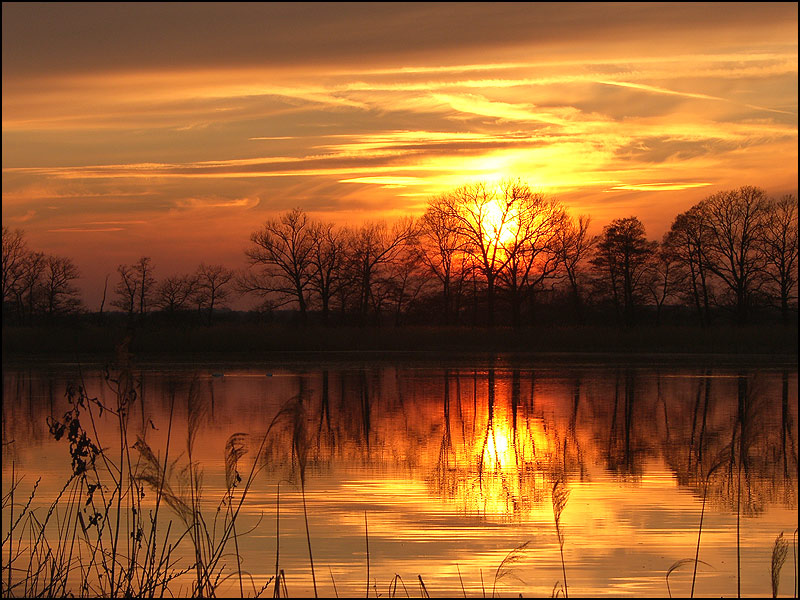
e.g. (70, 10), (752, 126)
(771, 532), (789, 598)
(551, 478), (571, 598)
(492, 540), (531, 597)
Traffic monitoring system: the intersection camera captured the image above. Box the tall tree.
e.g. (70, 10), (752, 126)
(665, 205), (715, 326)
(194, 263), (235, 324)
(111, 263), (139, 317)
(643, 238), (684, 325)
(243, 208), (315, 322)
(308, 220), (347, 324)
(348, 218), (417, 323)
(2, 226), (28, 309)
(497, 182), (566, 327)
(439, 182), (514, 327)
(760, 194), (798, 323)
(16, 251), (47, 323)
(41, 255), (82, 317)
(555, 214), (594, 324)
(699, 186), (769, 324)
(419, 196), (467, 325)
(133, 256), (156, 316)
(591, 216), (657, 326)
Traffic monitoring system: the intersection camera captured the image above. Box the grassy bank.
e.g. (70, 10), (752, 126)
(3, 322), (797, 362)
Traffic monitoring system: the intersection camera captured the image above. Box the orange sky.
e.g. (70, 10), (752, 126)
(2, 2), (797, 309)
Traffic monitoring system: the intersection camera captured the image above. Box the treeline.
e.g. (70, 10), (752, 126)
(2, 181), (797, 328)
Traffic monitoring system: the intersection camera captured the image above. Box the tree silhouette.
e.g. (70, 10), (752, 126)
(194, 263), (235, 324)
(591, 216), (657, 326)
(555, 214), (594, 324)
(419, 195), (467, 325)
(438, 182), (515, 327)
(243, 207), (315, 322)
(699, 186), (769, 324)
(347, 218), (417, 324)
(308, 220), (347, 325)
(665, 206), (715, 326)
(760, 194), (799, 323)
(2, 226), (28, 307)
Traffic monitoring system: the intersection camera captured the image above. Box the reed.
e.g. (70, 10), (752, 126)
(771, 532), (789, 598)
(491, 540), (531, 598)
(0, 345), (274, 599)
(551, 478), (570, 598)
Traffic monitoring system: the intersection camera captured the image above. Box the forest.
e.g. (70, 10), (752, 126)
(2, 182), (798, 330)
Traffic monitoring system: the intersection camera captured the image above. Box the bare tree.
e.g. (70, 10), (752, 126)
(497, 182), (566, 327)
(760, 194), (799, 323)
(243, 208), (315, 322)
(381, 245), (432, 326)
(2, 226), (28, 308)
(133, 257), (156, 316)
(111, 264), (139, 317)
(308, 220), (347, 324)
(699, 186), (769, 324)
(154, 274), (198, 314)
(194, 263), (235, 324)
(15, 251), (47, 323)
(41, 255), (82, 317)
(419, 196), (467, 324)
(591, 216), (657, 326)
(643, 239), (685, 325)
(665, 205), (715, 326)
(348, 218), (418, 323)
(555, 214), (595, 323)
(438, 182), (514, 327)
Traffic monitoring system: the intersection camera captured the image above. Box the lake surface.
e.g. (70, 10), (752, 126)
(2, 354), (798, 598)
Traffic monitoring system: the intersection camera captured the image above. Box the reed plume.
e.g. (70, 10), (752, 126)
(771, 532), (789, 598)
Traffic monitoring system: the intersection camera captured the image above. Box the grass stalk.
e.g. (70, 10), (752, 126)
(301, 482), (318, 597)
(365, 510), (370, 599)
(274, 482), (281, 599)
(329, 566), (339, 598)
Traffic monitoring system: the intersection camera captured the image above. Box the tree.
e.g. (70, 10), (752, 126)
(555, 214), (594, 323)
(41, 255), (82, 317)
(496, 182), (566, 327)
(348, 218), (417, 323)
(643, 238), (684, 325)
(438, 182), (515, 327)
(699, 186), (769, 324)
(591, 216), (657, 326)
(380, 244), (431, 326)
(243, 208), (315, 322)
(2, 226), (28, 308)
(16, 251), (47, 323)
(419, 196), (467, 324)
(760, 194), (798, 323)
(154, 274), (198, 314)
(112, 263), (139, 317)
(308, 220), (347, 324)
(194, 263), (235, 324)
(665, 205), (715, 326)
(133, 257), (156, 316)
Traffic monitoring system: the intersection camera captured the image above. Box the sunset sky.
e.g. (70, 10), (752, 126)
(2, 2), (797, 309)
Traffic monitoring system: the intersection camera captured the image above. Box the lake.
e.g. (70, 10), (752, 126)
(2, 353), (797, 598)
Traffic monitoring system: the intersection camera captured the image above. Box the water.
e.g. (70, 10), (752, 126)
(2, 355), (798, 597)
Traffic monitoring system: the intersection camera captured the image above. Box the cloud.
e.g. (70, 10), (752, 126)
(607, 182), (712, 192)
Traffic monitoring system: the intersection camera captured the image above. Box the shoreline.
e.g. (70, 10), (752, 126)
(4, 322), (797, 366)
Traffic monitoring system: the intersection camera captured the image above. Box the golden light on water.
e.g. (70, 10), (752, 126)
(2, 364), (797, 597)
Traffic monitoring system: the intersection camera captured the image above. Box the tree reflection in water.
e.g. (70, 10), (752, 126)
(2, 360), (797, 596)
